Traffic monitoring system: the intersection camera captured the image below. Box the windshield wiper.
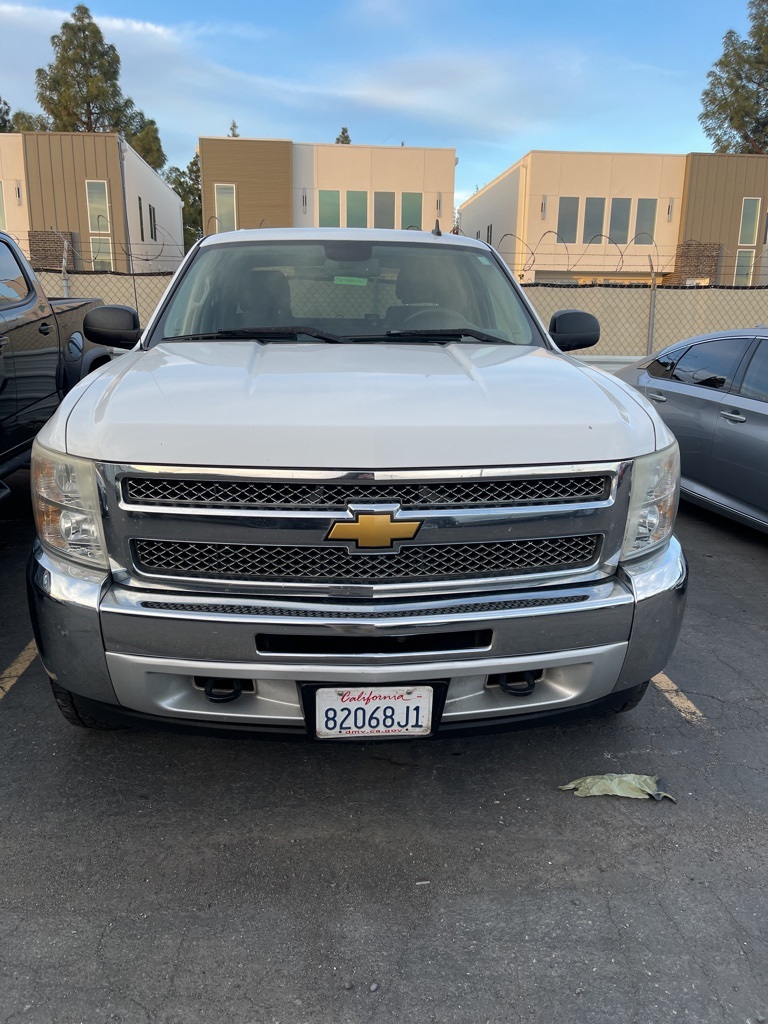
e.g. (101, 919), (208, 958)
(162, 326), (344, 343)
(381, 328), (511, 344)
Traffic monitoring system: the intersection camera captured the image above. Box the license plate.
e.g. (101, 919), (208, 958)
(315, 685), (433, 738)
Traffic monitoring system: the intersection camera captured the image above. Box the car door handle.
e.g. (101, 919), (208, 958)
(38, 322), (53, 336)
(720, 410), (746, 423)
(647, 391), (667, 403)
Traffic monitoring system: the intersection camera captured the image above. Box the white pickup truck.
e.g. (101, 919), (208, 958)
(27, 228), (687, 739)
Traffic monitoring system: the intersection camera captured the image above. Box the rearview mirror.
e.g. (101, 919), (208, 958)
(84, 305), (142, 349)
(549, 309), (600, 352)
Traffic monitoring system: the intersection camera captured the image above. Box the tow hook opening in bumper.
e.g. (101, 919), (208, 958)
(489, 669), (543, 697)
(197, 676), (252, 703)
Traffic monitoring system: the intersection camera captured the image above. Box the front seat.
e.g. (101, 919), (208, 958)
(237, 269), (293, 325)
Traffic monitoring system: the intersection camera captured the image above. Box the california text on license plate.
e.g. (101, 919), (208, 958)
(315, 686), (433, 738)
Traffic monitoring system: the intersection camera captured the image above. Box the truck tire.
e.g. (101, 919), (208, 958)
(611, 680), (650, 714)
(50, 680), (124, 730)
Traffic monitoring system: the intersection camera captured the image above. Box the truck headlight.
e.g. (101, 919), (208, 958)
(621, 443), (680, 560)
(31, 442), (108, 569)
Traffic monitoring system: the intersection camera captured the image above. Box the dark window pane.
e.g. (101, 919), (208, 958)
(645, 350), (679, 379)
(609, 198), (631, 244)
(557, 197), (578, 244)
(374, 192), (395, 229)
(635, 199), (657, 244)
(401, 192), (422, 230)
(583, 198), (605, 244)
(672, 338), (749, 390)
(346, 191), (367, 228)
(0, 241), (30, 307)
(319, 190), (340, 228)
(739, 340), (768, 402)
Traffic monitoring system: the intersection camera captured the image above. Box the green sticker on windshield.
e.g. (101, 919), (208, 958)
(334, 276), (368, 286)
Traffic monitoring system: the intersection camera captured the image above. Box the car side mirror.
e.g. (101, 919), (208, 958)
(549, 309), (600, 352)
(83, 305), (142, 349)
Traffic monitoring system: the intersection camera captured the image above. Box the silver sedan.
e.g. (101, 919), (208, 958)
(616, 329), (768, 533)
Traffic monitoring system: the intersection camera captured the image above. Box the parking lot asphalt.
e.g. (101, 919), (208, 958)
(1, 467), (768, 1024)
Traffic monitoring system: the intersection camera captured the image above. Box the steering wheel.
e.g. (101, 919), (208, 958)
(400, 308), (471, 329)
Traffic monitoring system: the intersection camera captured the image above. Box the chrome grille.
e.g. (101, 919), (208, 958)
(132, 535), (601, 583)
(122, 475), (610, 509)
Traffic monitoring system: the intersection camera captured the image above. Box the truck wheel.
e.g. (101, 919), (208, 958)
(50, 680), (124, 730)
(611, 680), (650, 714)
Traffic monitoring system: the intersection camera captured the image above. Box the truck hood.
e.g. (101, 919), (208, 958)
(53, 341), (659, 468)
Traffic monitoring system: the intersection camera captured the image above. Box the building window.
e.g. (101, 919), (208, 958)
(214, 184), (236, 232)
(582, 198), (605, 244)
(556, 197), (579, 244)
(486, 224), (493, 246)
(86, 180), (109, 233)
(401, 192), (422, 230)
(374, 192), (395, 229)
(739, 198), (761, 246)
(346, 191), (367, 228)
(319, 190), (340, 227)
(138, 197), (144, 242)
(609, 198), (631, 244)
(635, 199), (657, 244)
(148, 204), (157, 241)
(90, 236), (113, 272)
(735, 249), (754, 286)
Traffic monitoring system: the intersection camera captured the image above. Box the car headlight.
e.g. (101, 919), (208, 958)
(31, 442), (108, 569)
(621, 442), (680, 560)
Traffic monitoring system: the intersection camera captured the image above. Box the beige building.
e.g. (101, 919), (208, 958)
(0, 132), (184, 274)
(199, 137), (456, 236)
(460, 149), (768, 286)
(459, 151), (687, 284)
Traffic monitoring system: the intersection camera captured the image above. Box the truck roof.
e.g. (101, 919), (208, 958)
(199, 227), (488, 250)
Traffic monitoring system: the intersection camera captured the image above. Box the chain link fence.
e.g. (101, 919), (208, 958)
(522, 283), (768, 361)
(32, 265), (768, 363)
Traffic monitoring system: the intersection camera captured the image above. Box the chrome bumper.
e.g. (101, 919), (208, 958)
(28, 537), (687, 733)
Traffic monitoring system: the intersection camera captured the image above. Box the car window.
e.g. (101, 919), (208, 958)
(152, 239), (542, 346)
(644, 350), (680, 379)
(0, 242), (31, 309)
(738, 339), (768, 403)
(670, 338), (750, 390)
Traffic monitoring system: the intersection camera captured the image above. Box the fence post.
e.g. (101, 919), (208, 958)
(646, 262), (657, 356)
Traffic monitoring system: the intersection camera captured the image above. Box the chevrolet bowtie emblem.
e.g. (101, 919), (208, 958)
(326, 512), (422, 549)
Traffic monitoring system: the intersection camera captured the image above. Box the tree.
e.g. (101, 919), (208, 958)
(165, 154), (202, 252)
(36, 4), (124, 132)
(120, 101), (166, 170)
(11, 110), (52, 132)
(0, 97), (12, 132)
(31, 4), (166, 168)
(700, 0), (768, 153)
(228, 120), (240, 138)
(335, 126), (351, 144)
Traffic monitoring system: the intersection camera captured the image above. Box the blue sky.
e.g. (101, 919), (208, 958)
(0, 0), (751, 204)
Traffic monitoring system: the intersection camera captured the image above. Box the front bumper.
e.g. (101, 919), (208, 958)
(27, 537), (687, 737)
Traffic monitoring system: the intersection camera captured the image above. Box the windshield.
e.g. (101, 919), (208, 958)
(149, 239), (543, 347)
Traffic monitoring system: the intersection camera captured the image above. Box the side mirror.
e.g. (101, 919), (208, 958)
(549, 309), (600, 352)
(83, 305), (142, 349)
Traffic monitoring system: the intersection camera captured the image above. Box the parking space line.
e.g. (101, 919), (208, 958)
(0, 641), (38, 700)
(652, 672), (706, 725)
